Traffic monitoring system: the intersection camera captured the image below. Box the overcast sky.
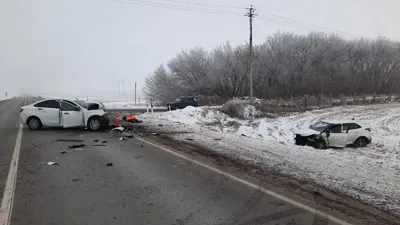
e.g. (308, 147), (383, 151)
(1, 0), (399, 99)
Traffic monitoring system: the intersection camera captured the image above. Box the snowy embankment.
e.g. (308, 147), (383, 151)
(138, 104), (400, 216)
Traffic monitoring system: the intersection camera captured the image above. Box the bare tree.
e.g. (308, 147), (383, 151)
(144, 32), (400, 103)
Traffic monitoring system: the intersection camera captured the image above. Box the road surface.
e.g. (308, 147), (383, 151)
(0, 97), (352, 225)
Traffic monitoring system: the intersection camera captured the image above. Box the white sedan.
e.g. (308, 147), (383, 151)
(20, 99), (109, 131)
(294, 120), (372, 149)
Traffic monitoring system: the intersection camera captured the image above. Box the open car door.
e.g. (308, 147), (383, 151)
(60, 100), (84, 128)
(327, 124), (347, 147)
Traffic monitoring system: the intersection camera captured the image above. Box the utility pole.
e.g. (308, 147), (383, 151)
(135, 82), (137, 106)
(246, 5), (257, 103)
(122, 80), (125, 96)
(118, 80), (121, 95)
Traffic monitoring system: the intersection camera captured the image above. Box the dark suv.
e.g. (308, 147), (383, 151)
(167, 96), (198, 110)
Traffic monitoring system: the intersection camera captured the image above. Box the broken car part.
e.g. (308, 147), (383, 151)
(68, 144), (86, 149)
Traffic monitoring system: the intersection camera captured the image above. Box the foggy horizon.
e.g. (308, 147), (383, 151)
(1, 0), (399, 99)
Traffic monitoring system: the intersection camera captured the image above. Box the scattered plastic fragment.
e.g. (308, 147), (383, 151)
(93, 139), (99, 143)
(47, 162), (60, 166)
(101, 140), (107, 143)
(119, 137), (126, 141)
(68, 144), (85, 149)
(122, 132), (134, 138)
(60, 151), (67, 154)
(56, 139), (84, 142)
(111, 127), (124, 132)
(106, 163), (113, 166)
(185, 138), (194, 141)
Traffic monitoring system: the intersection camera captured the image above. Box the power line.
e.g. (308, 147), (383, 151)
(136, 0), (359, 37)
(258, 11), (358, 37)
(257, 15), (358, 38)
(150, 0), (243, 10)
(257, 15), (359, 38)
(108, 0), (242, 16)
(108, 0), (361, 38)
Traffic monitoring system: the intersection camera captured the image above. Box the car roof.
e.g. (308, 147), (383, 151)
(321, 119), (361, 124)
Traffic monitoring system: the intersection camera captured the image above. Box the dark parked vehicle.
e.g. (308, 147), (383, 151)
(167, 96), (198, 110)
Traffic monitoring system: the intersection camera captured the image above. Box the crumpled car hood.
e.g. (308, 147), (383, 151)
(294, 128), (320, 136)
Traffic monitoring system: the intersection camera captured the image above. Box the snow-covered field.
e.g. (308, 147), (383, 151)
(138, 104), (400, 215)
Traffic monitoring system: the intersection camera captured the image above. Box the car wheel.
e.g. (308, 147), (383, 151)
(27, 117), (42, 130)
(88, 117), (103, 131)
(315, 141), (326, 149)
(353, 137), (367, 148)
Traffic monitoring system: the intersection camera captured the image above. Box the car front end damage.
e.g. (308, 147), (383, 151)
(295, 133), (327, 149)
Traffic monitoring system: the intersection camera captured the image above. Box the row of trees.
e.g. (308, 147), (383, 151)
(144, 32), (400, 104)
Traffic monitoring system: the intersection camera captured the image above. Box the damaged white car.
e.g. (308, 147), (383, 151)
(294, 120), (372, 149)
(20, 99), (109, 131)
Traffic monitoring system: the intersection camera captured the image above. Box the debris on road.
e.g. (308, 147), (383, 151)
(56, 139), (84, 142)
(47, 162), (60, 166)
(122, 132), (134, 138)
(111, 127), (124, 132)
(93, 144), (107, 147)
(241, 134), (247, 137)
(68, 144), (86, 149)
(72, 178), (81, 182)
(159, 124), (164, 127)
(93, 139), (99, 142)
(106, 163), (113, 166)
(133, 155), (143, 159)
(122, 114), (141, 123)
(185, 138), (194, 141)
(119, 137), (126, 141)
(101, 140), (108, 143)
(151, 133), (160, 136)
(214, 138), (222, 141)
(60, 151), (67, 154)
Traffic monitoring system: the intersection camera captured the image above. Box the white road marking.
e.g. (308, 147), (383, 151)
(137, 137), (353, 225)
(0, 123), (23, 225)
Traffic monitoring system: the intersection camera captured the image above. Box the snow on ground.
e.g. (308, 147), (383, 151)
(138, 104), (400, 215)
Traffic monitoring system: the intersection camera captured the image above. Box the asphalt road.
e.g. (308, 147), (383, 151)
(0, 97), (348, 225)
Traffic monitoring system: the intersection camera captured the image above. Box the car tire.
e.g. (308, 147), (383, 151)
(315, 141), (326, 149)
(353, 137), (368, 148)
(88, 117), (103, 131)
(27, 117), (42, 130)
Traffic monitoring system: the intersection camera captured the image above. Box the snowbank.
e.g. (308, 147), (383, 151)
(139, 104), (400, 215)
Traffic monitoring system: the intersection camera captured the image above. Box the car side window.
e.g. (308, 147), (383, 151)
(47, 100), (60, 108)
(34, 100), (59, 108)
(63, 100), (79, 107)
(34, 101), (49, 108)
(344, 123), (361, 130)
(330, 124), (342, 133)
(60, 102), (79, 111)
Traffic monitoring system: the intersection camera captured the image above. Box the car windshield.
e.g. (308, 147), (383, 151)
(309, 121), (331, 132)
(74, 100), (90, 109)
